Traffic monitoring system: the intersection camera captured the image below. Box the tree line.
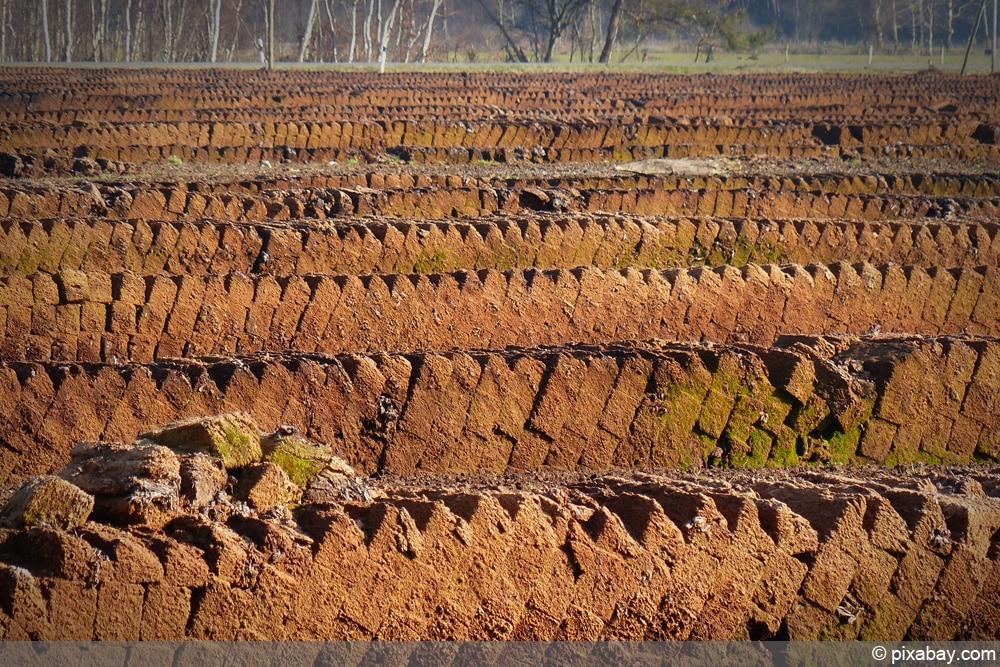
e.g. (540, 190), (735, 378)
(1, 0), (994, 64)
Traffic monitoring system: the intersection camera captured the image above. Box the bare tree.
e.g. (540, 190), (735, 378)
(299, 0), (319, 61)
(599, 0), (623, 62)
(41, 0), (53, 61)
(209, 0), (222, 62)
(349, 0), (360, 61)
(1, 0), (7, 61)
(418, 0), (444, 61)
(543, 0), (589, 61)
(379, 0), (402, 70)
(477, 0), (588, 62)
(124, 0), (133, 61)
(90, 0), (107, 61)
(363, 0), (376, 60)
(64, 0), (72, 61)
(226, 0), (244, 61)
(961, 0), (987, 72)
(163, 0), (188, 61)
(402, 0), (422, 61)
(927, 0), (936, 54)
(267, 0), (274, 68)
(163, 0), (173, 60)
(945, 0), (976, 48)
(134, 0), (147, 60)
(873, 0), (885, 46)
(322, 0), (340, 61)
(476, 0), (529, 61)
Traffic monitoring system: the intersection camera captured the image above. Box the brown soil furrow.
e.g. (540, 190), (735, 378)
(1, 216), (996, 278)
(2, 70), (995, 115)
(3, 263), (998, 363)
(0, 336), (997, 481)
(8, 169), (997, 199)
(4, 180), (1000, 223)
(4, 110), (999, 162)
(2, 466), (998, 640)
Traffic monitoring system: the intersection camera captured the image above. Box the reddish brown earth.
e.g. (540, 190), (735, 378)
(0, 68), (998, 641)
(4, 465), (1000, 641)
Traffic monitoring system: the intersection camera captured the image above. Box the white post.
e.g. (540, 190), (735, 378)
(868, 43), (873, 66)
(784, 42), (789, 64)
(941, 45), (945, 66)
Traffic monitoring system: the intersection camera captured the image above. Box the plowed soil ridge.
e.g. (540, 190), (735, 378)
(2, 70), (998, 170)
(1, 335), (997, 479)
(6, 117), (999, 165)
(3, 465), (999, 640)
(3, 179), (1000, 222)
(2, 262), (998, 363)
(1, 215), (997, 278)
(10, 170), (997, 197)
(2, 69), (996, 118)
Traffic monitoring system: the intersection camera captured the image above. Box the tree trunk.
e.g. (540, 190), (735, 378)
(402, 0), (419, 62)
(364, 0), (375, 61)
(90, 0), (107, 62)
(598, 0), (622, 63)
(41, 0), (52, 62)
(227, 0), (243, 60)
(350, 0), (360, 62)
(163, 0), (173, 61)
(268, 0), (275, 69)
(378, 0), (401, 72)
(322, 0), (339, 62)
(874, 0), (884, 47)
(299, 0), (318, 61)
(133, 0), (146, 60)
(1, 0), (7, 62)
(928, 0), (934, 56)
(946, 0), (954, 49)
(544, 31), (558, 62)
(962, 0), (987, 73)
(892, 0), (899, 50)
(587, 0), (597, 62)
(419, 0), (443, 62)
(377, 0), (384, 57)
(124, 0), (132, 62)
(64, 0), (72, 61)
(210, 0), (221, 62)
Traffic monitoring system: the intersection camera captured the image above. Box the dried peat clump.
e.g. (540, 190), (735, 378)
(60, 441), (184, 528)
(140, 412), (264, 469)
(0, 476), (93, 530)
(1, 413), (361, 531)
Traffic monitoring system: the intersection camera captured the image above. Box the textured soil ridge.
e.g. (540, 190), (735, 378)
(0, 335), (998, 481)
(0, 68), (998, 641)
(3, 262), (999, 363)
(5, 215), (999, 278)
(2, 459), (1000, 641)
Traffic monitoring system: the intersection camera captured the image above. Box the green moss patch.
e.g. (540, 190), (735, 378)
(141, 413), (263, 469)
